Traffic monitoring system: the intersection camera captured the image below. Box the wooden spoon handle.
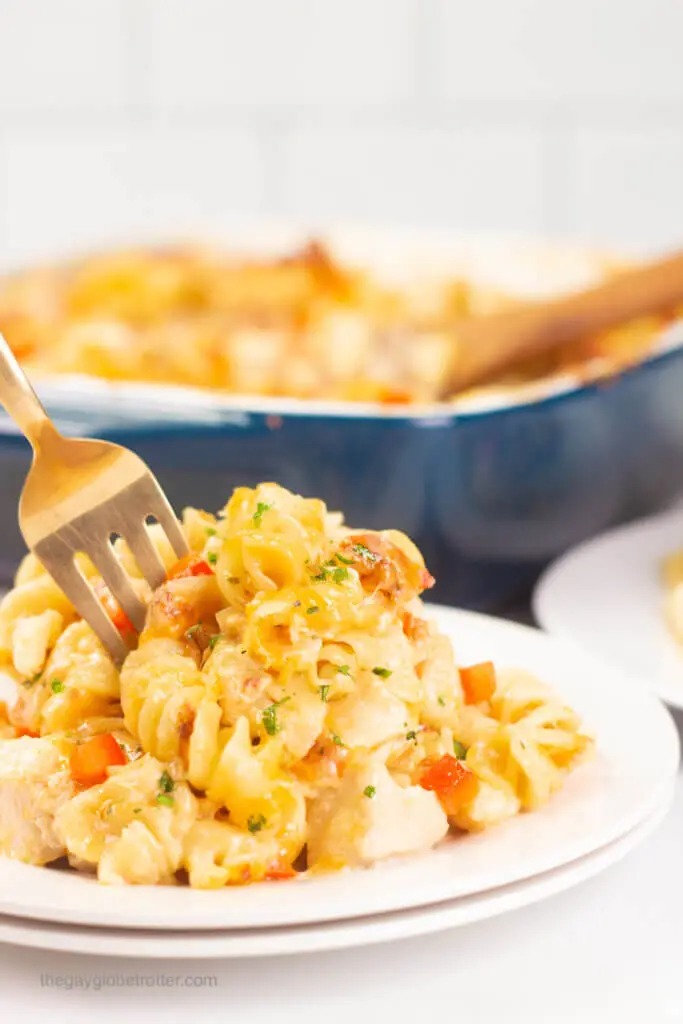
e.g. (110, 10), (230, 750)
(445, 249), (683, 394)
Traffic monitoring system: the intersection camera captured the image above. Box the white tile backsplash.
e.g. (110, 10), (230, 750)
(436, 0), (683, 105)
(144, 0), (418, 108)
(0, 0), (681, 260)
(280, 123), (547, 235)
(570, 127), (683, 254)
(0, 0), (128, 112)
(2, 126), (268, 265)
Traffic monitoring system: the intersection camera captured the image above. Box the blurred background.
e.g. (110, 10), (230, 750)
(0, 0), (681, 262)
(0, 0), (682, 611)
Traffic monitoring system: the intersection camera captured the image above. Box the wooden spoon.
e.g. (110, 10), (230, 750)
(443, 248), (683, 395)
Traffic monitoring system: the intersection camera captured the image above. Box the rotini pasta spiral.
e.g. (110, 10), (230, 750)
(451, 669), (591, 830)
(0, 574), (76, 664)
(120, 641), (308, 858)
(55, 754), (198, 885)
(120, 638), (209, 761)
(183, 819), (286, 888)
(9, 622), (121, 737)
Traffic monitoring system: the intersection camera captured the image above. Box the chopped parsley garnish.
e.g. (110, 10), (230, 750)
(372, 667), (392, 678)
(453, 740), (468, 761)
(21, 672), (42, 689)
(334, 552), (354, 565)
(406, 730), (417, 742)
(352, 543), (378, 563)
(263, 705), (279, 736)
(437, 696), (446, 707)
(207, 633), (223, 650)
(204, 527), (217, 537)
(133, 808), (142, 814)
(262, 696), (291, 736)
(247, 813), (267, 834)
(186, 622), (203, 638)
(310, 559), (349, 585)
(363, 785), (376, 799)
(50, 679), (64, 694)
(330, 733), (345, 747)
(158, 770), (175, 794)
(156, 794), (175, 808)
(207, 552), (218, 566)
(319, 685), (330, 703)
(337, 664), (351, 676)
(306, 605), (319, 615)
(253, 502), (272, 526)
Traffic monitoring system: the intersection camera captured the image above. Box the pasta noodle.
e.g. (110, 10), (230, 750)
(662, 549), (683, 645)
(0, 482), (593, 886)
(55, 755), (198, 885)
(183, 819), (285, 889)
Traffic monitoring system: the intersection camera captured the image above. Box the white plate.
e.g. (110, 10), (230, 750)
(0, 784), (673, 959)
(534, 509), (683, 709)
(0, 607), (678, 931)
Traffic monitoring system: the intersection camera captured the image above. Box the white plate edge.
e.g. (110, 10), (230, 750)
(0, 782), (673, 959)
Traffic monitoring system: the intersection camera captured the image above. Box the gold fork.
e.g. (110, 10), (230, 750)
(0, 333), (188, 662)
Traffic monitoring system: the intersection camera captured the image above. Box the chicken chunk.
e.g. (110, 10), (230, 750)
(307, 761), (448, 869)
(11, 609), (63, 678)
(326, 676), (410, 750)
(0, 736), (74, 865)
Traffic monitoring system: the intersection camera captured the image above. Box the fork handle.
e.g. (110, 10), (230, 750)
(0, 332), (61, 451)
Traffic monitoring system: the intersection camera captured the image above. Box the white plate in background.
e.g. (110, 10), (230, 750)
(534, 509), (683, 709)
(0, 607), (678, 931)
(0, 782), (673, 959)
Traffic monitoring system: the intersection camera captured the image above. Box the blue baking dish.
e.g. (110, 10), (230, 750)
(1, 319), (682, 611)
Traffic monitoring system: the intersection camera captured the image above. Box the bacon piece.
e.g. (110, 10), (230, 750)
(402, 612), (430, 643)
(339, 532), (435, 603)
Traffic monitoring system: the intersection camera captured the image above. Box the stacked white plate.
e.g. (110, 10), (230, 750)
(0, 607), (678, 959)
(535, 507), (683, 711)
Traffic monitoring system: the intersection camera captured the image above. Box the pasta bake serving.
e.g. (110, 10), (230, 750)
(662, 549), (683, 646)
(0, 484), (591, 887)
(0, 240), (675, 404)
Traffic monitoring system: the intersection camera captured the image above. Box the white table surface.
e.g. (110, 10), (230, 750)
(0, 707), (680, 1024)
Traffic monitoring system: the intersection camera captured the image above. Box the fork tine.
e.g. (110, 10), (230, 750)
(110, 477), (188, 589)
(120, 523), (169, 592)
(88, 541), (148, 633)
(148, 500), (189, 561)
(36, 547), (130, 663)
(134, 477), (189, 561)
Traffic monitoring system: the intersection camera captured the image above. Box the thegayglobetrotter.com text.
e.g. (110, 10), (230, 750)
(40, 972), (219, 991)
